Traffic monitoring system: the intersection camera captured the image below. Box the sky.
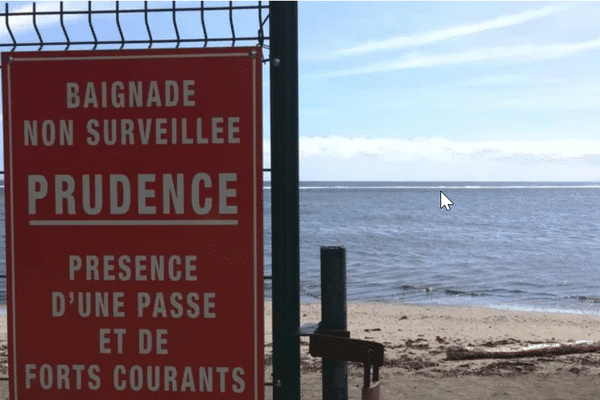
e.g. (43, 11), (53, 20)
(296, 2), (600, 181)
(1, 1), (600, 181)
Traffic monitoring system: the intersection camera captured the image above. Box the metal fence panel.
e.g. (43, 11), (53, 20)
(0, 0), (272, 300)
(0, 3), (302, 399)
(0, 1), (269, 54)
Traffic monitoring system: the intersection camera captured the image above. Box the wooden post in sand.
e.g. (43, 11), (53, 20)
(321, 246), (349, 400)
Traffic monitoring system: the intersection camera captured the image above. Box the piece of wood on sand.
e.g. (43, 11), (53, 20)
(447, 340), (600, 361)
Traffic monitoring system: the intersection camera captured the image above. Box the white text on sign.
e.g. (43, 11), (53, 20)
(28, 173), (238, 216)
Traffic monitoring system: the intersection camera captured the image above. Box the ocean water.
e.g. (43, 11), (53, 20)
(265, 182), (600, 315)
(3, 182), (600, 316)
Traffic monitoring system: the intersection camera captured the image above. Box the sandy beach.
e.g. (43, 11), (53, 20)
(266, 301), (600, 400)
(3, 302), (600, 399)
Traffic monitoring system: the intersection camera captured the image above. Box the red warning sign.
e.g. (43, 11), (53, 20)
(3, 48), (263, 399)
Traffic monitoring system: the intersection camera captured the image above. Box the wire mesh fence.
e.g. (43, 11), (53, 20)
(0, 1), (269, 58)
(0, 0), (271, 308)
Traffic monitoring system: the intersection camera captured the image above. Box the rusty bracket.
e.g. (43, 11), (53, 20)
(309, 334), (384, 367)
(295, 322), (384, 365)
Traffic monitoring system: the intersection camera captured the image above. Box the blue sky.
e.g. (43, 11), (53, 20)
(1, 2), (600, 181)
(295, 2), (600, 181)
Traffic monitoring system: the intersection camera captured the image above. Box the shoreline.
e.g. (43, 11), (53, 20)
(275, 296), (600, 317)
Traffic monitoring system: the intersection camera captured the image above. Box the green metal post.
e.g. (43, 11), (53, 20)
(270, 2), (300, 400)
(321, 246), (348, 400)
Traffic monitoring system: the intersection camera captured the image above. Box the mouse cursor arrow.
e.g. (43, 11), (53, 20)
(440, 191), (453, 211)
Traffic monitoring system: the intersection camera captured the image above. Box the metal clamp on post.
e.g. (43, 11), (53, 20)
(362, 349), (381, 400)
(294, 326), (384, 400)
(308, 334), (384, 367)
(294, 247), (385, 400)
(309, 333), (384, 398)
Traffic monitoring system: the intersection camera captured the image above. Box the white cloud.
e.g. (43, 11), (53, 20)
(297, 136), (600, 160)
(442, 73), (529, 88)
(265, 136), (600, 181)
(1, 2), (85, 37)
(318, 38), (600, 77)
(329, 5), (570, 59)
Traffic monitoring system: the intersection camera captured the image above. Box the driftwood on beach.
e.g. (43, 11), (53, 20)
(447, 340), (600, 361)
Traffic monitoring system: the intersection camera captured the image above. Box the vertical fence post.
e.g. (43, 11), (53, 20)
(270, 2), (301, 400)
(321, 246), (348, 400)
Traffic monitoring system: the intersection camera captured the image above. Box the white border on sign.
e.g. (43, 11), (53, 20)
(7, 53), (17, 400)
(7, 50), (261, 400)
(252, 55), (258, 399)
